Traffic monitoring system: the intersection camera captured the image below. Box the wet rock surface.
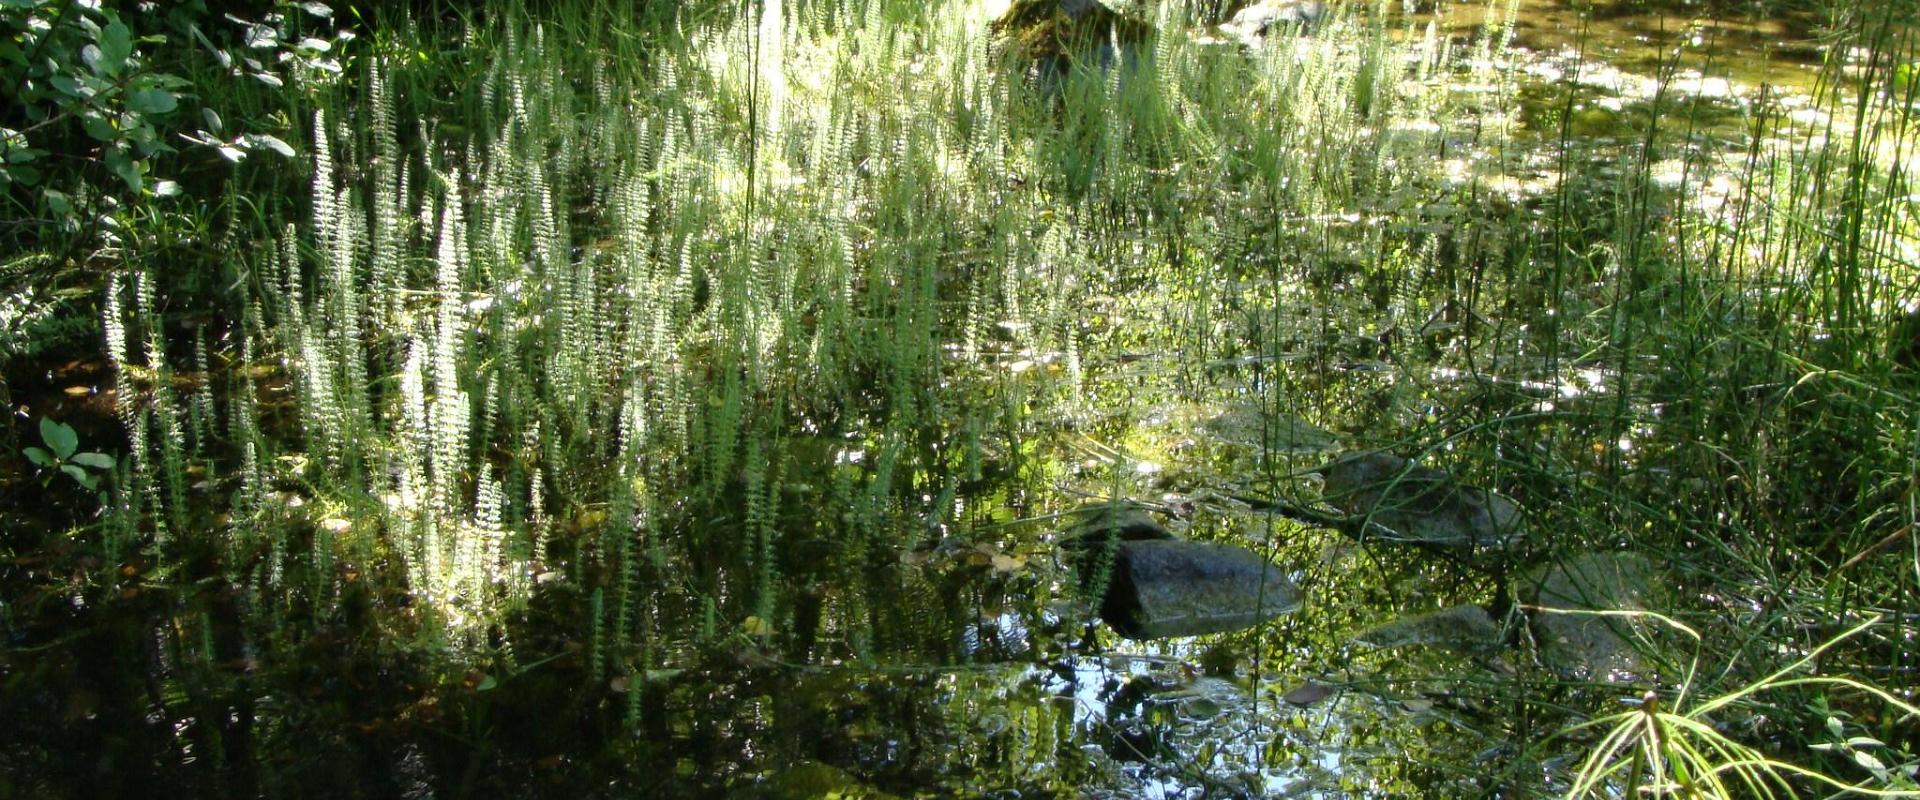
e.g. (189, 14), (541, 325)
(1521, 552), (1658, 680)
(1064, 500), (1177, 545)
(1316, 451), (1527, 548)
(1063, 502), (1299, 639)
(1354, 603), (1503, 653)
(1095, 539), (1300, 639)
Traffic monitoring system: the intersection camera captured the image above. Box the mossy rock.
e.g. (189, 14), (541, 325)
(991, 0), (1155, 62)
(1201, 404), (1340, 454)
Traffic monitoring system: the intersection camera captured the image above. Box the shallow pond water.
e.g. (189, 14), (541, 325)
(3, 0), (1913, 797)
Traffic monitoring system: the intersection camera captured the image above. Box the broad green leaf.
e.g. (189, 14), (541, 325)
(61, 464), (98, 490)
(81, 111), (117, 142)
(9, 164), (39, 186)
(40, 417), (78, 460)
(130, 123), (167, 155)
(248, 134), (295, 158)
(201, 107), (222, 134)
(152, 180), (180, 198)
(105, 149), (142, 193)
(71, 452), (117, 470)
(127, 88), (178, 114)
(48, 74), (83, 97)
(98, 20), (133, 76)
(80, 43), (104, 75)
(24, 446), (53, 467)
(297, 2), (333, 17)
(217, 145), (246, 163)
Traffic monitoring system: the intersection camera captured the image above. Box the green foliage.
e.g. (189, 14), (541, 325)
(22, 416), (115, 491)
(0, 2), (188, 212)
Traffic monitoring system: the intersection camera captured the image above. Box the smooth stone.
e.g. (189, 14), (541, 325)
(1353, 604), (1502, 653)
(1094, 539), (1299, 639)
(1063, 500), (1176, 545)
(1521, 552), (1656, 681)
(1316, 451), (1526, 548)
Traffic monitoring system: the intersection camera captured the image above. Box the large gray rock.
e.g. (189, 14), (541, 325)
(1317, 452), (1526, 548)
(1091, 539), (1300, 639)
(1522, 552), (1656, 680)
(1354, 604), (1503, 653)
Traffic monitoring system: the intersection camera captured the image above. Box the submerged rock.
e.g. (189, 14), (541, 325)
(1063, 500), (1176, 545)
(1281, 680), (1338, 707)
(1521, 552), (1656, 681)
(1316, 452), (1526, 548)
(1353, 604), (1503, 653)
(1202, 404), (1341, 454)
(1090, 539), (1299, 639)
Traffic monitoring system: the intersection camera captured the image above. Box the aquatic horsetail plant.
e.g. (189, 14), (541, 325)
(104, 0), (1508, 659)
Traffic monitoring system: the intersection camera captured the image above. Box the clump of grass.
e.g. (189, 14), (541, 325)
(1559, 617), (1920, 799)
